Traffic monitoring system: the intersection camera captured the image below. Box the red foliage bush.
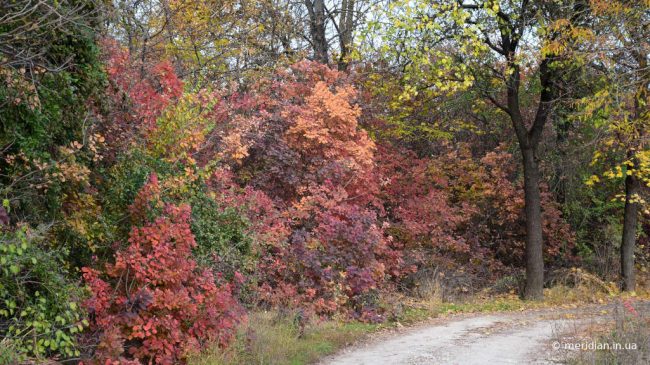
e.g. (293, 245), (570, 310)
(257, 181), (403, 321)
(207, 60), (376, 205)
(207, 167), (289, 247)
(197, 62), (407, 320)
(377, 142), (576, 279)
(99, 39), (184, 160)
(86, 50), (576, 327)
(82, 175), (243, 364)
(377, 144), (469, 253)
(444, 144), (576, 269)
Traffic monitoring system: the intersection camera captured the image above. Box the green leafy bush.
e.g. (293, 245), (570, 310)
(0, 225), (86, 361)
(189, 191), (253, 274)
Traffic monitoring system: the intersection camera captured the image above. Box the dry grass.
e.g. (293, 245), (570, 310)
(0, 339), (20, 365)
(566, 299), (650, 365)
(189, 311), (378, 365)
(544, 268), (620, 305)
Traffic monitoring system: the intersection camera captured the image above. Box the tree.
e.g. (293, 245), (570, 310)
(336, 0), (356, 69)
(304, 0), (329, 64)
(0, 0), (102, 71)
(110, 0), (300, 85)
(364, 0), (586, 299)
(465, 0), (556, 300)
(579, 0), (649, 291)
(300, 0), (375, 69)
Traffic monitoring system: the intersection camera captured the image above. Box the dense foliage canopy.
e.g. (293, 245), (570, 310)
(0, 0), (647, 363)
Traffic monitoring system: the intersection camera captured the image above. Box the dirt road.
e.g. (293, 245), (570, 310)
(320, 304), (620, 365)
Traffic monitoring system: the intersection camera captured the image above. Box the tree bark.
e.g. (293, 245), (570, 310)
(503, 54), (551, 300)
(522, 148), (545, 300)
(621, 160), (640, 291)
(337, 0), (355, 70)
(620, 47), (649, 291)
(467, 1), (557, 300)
(305, 0), (328, 64)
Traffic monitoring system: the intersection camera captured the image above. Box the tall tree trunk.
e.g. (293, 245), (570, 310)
(621, 160), (640, 292)
(305, 0), (328, 64)
(473, 2), (558, 300)
(337, 0), (355, 71)
(522, 148), (545, 299)
(504, 55), (552, 300)
(621, 48), (649, 291)
(552, 112), (571, 204)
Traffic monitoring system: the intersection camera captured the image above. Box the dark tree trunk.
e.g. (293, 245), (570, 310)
(504, 56), (553, 301)
(337, 0), (355, 71)
(620, 48), (648, 292)
(464, 0), (559, 300)
(522, 148), (545, 300)
(621, 162), (640, 291)
(552, 115), (571, 204)
(305, 0), (328, 64)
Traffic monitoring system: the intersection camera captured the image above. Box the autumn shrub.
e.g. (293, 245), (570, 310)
(441, 145), (576, 269)
(199, 61), (412, 320)
(100, 147), (261, 304)
(206, 168), (289, 252)
(78, 45), (577, 331)
(376, 142), (576, 290)
(376, 144), (469, 262)
(97, 87), (221, 253)
(212, 60), (376, 205)
(0, 18), (105, 225)
(188, 191), (253, 274)
(376, 143), (496, 296)
(99, 38), (183, 161)
(81, 175), (244, 364)
(185, 182), (267, 306)
(0, 224), (87, 362)
(96, 47), (262, 307)
(255, 182), (401, 321)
